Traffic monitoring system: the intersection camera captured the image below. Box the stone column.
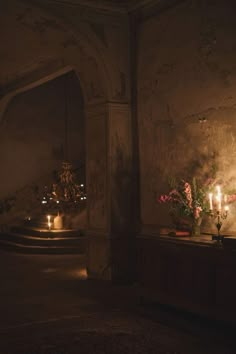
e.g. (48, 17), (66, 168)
(86, 101), (134, 282)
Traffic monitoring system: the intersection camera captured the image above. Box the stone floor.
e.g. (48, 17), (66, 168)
(0, 250), (235, 354)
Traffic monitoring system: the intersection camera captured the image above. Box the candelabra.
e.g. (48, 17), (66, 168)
(210, 209), (228, 242)
(208, 186), (229, 242)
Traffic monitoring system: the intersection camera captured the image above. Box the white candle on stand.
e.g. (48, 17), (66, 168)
(216, 186), (222, 211)
(209, 193), (213, 210)
(47, 215), (52, 230)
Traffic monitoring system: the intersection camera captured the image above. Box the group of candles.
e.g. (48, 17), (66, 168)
(47, 214), (63, 230)
(208, 185), (229, 213)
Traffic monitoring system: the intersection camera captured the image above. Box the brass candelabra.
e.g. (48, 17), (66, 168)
(210, 209), (228, 242)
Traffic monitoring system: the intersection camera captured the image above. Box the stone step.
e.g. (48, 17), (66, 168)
(10, 226), (83, 238)
(0, 232), (85, 247)
(0, 226), (86, 254)
(0, 239), (86, 254)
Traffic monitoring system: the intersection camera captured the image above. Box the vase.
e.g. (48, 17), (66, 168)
(191, 217), (202, 236)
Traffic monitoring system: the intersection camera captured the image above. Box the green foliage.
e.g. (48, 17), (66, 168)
(158, 176), (210, 220)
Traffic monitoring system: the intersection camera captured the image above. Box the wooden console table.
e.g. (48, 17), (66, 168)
(137, 234), (236, 324)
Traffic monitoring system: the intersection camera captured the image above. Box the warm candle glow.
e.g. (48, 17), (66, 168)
(54, 213), (63, 229)
(209, 185), (229, 241)
(47, 215), (52, 230)
(209, 193), (213, 210)
(216, 186), (222, 210)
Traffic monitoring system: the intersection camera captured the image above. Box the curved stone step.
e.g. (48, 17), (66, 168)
(0, 232), (85, 247)
(10, 226), (83, 238)
(0, 226), (87, 254)
(0, 238), (86, 254)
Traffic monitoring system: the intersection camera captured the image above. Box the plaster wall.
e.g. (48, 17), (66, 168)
(137, 0), (236, 232)
(0, 0), (130, 103)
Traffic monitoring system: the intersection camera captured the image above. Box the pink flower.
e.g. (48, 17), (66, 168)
(228, 194), (236, 203)
(184, 182), (192, 208)
(169, 189), (180, 196)
(158, 195), (172, 203)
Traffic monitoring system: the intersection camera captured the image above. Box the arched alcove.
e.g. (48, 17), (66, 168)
(0, 70), (86, 224)
(0, 1), (134, 282)
(0, 1), (111, 228)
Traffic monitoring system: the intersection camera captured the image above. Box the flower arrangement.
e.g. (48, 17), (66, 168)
(158, 175), (236, 235)
(158, 177), (208, 222)
(158, 177), (212, 234)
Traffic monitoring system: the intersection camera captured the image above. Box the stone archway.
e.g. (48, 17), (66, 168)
(0, 0), (134, 282)
(0, 68), (85, 226)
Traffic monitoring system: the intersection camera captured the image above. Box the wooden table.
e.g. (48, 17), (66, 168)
(137, 233), (236, 324)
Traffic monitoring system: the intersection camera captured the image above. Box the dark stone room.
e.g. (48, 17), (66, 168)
(0, 0), (236, 353)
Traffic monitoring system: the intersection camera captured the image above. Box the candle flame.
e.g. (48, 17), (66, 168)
(47, 215), (51, 230)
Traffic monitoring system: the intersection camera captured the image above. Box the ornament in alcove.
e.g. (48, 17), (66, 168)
(41, 161), (86, 214)
(38, 72), (86, 228)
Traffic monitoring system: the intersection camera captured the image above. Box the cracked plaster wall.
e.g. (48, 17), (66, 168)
(138, 0), (236, 232)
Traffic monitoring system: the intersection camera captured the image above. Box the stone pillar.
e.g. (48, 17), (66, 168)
(86, 101), (134, 282)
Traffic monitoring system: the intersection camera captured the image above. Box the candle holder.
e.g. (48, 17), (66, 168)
(210, 209), (228, 242)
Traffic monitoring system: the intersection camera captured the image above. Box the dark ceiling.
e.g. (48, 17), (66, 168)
(47, 0), (158, 12)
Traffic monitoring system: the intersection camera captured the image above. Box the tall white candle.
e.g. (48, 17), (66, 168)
(216, 186), (222, 211)
(47, 215), (52, 230)
(216, 185), (221, 194)
(209, 193), (213, 210)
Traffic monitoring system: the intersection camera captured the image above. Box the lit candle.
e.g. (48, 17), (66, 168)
(216, 186), (222, 211)
(209, 193), (213, 210)
(224, 205), (229, 212)
(47, 215), (52, 230)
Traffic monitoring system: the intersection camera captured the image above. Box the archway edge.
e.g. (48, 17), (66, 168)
(0, 0), (120, 111)
(0, 66), (77, 124)
(0, 65), (108, 124)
